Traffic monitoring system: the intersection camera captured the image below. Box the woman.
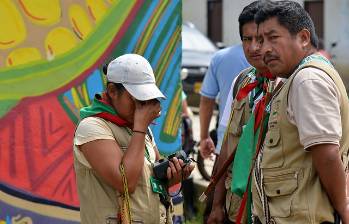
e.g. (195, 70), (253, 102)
(73, 54), (194, 224)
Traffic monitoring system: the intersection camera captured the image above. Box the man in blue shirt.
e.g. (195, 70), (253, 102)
(200, 44), (250, 157)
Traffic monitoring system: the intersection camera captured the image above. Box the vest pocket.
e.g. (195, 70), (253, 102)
(263, 170), (298, 218)
(131, 220), (144, 223)
(261, 129), (284, 168)
(105, 215), (144, 224)
(228, 100), (246, 136)
(105, 215), (119, 224)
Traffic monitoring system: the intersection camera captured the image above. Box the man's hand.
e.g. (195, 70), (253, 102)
(207, 206), (225, 224)
(200, 137), (215, 158)
(199, 96), (216, 158)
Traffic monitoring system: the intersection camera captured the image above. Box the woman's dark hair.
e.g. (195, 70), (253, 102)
(107, 82), (125, 93)
(103, 63), (125, 93)
(102, 63), (108, 75)
(255, 0), (318, 48)
(238, 1), (266, 40)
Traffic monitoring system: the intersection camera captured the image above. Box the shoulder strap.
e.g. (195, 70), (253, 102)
(232, 67), (253, 99)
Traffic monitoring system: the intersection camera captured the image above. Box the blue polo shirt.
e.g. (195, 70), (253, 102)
(200, 44), (250, 153)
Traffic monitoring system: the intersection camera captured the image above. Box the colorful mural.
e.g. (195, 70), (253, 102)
(0, 0), (182, 222)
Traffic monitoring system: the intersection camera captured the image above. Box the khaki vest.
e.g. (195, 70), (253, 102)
(252, 61), (349, 224)
(74, 118), (171, 224)
(224, 67), (255, 222)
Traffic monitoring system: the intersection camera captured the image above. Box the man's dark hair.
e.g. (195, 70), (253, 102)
(255, 0), (318, 48)
(238, 1), (265, 40)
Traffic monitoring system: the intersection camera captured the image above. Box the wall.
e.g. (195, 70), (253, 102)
(182, 0), (207, 34)
(222, 0), (304, 45)
(0, 0), (182, 222)
(325, 0), (349, 84)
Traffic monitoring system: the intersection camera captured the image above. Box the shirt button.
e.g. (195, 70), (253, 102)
(161, 213), (165, 217)
(269, 138), (274, 144)
(276, 189), (280, 194)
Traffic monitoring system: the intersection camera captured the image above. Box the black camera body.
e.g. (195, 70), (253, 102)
(153, 150), (191, 181)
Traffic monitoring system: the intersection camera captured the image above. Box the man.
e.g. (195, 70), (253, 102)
(253, 1), (349, 223)
(208, 1), (274, 223)
(73, 54), (194, 223)
(200, 44), (249, 158)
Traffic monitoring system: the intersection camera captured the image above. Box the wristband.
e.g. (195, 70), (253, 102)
(133, 130), (147, 135)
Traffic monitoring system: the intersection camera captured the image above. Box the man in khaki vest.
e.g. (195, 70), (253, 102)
(207, 1), (276, 223)
(253, 1), (349, 223)
(73, 54), (194, 224)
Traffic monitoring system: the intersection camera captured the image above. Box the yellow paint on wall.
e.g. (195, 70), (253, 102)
(86, 0), (108, 23)
(6, 47), (42, 67)
(69, 4), (93, 40)
(0, 0), (26, 49)
(18, 0), (61, 26)
(45, 27), (78, 60)
(107, 0), (120, 5)
(71, 87), (84, 109)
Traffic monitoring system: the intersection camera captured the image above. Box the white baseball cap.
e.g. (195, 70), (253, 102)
(106, 54), (166, 101)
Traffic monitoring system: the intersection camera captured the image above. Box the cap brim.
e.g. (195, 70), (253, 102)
(123, 83), (166, 101)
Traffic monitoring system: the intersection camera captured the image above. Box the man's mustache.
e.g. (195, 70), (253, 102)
(264, 54), (279, 64)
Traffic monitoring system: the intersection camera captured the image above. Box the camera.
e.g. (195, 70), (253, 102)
(153, 150), (191, 181)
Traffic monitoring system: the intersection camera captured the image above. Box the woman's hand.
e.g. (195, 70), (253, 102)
(166, 157), (195, 186)
(133, 99), (161, 131)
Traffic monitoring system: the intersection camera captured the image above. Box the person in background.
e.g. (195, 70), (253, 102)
(199, 44), (250, 158)
(73, 54), (194, 224)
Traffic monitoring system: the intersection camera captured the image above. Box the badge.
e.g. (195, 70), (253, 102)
(150, 176), (167, 195)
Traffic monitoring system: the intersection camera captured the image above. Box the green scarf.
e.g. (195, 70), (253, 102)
(80, 93), (129, 126)
(231, 71), (271, 224)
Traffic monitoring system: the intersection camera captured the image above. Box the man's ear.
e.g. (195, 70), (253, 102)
(298, 29), (311, 49)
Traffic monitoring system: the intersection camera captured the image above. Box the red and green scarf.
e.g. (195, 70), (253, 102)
(232, 70), (273, 224)
(80, 92), (129, 127)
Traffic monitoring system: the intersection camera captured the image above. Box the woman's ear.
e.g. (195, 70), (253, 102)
(106, 83), (117, 99)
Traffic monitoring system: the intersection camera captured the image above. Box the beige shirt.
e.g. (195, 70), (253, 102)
(287, 67), (342, 149)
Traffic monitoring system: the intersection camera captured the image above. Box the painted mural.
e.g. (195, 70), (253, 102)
(0, 0), (182, 222)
